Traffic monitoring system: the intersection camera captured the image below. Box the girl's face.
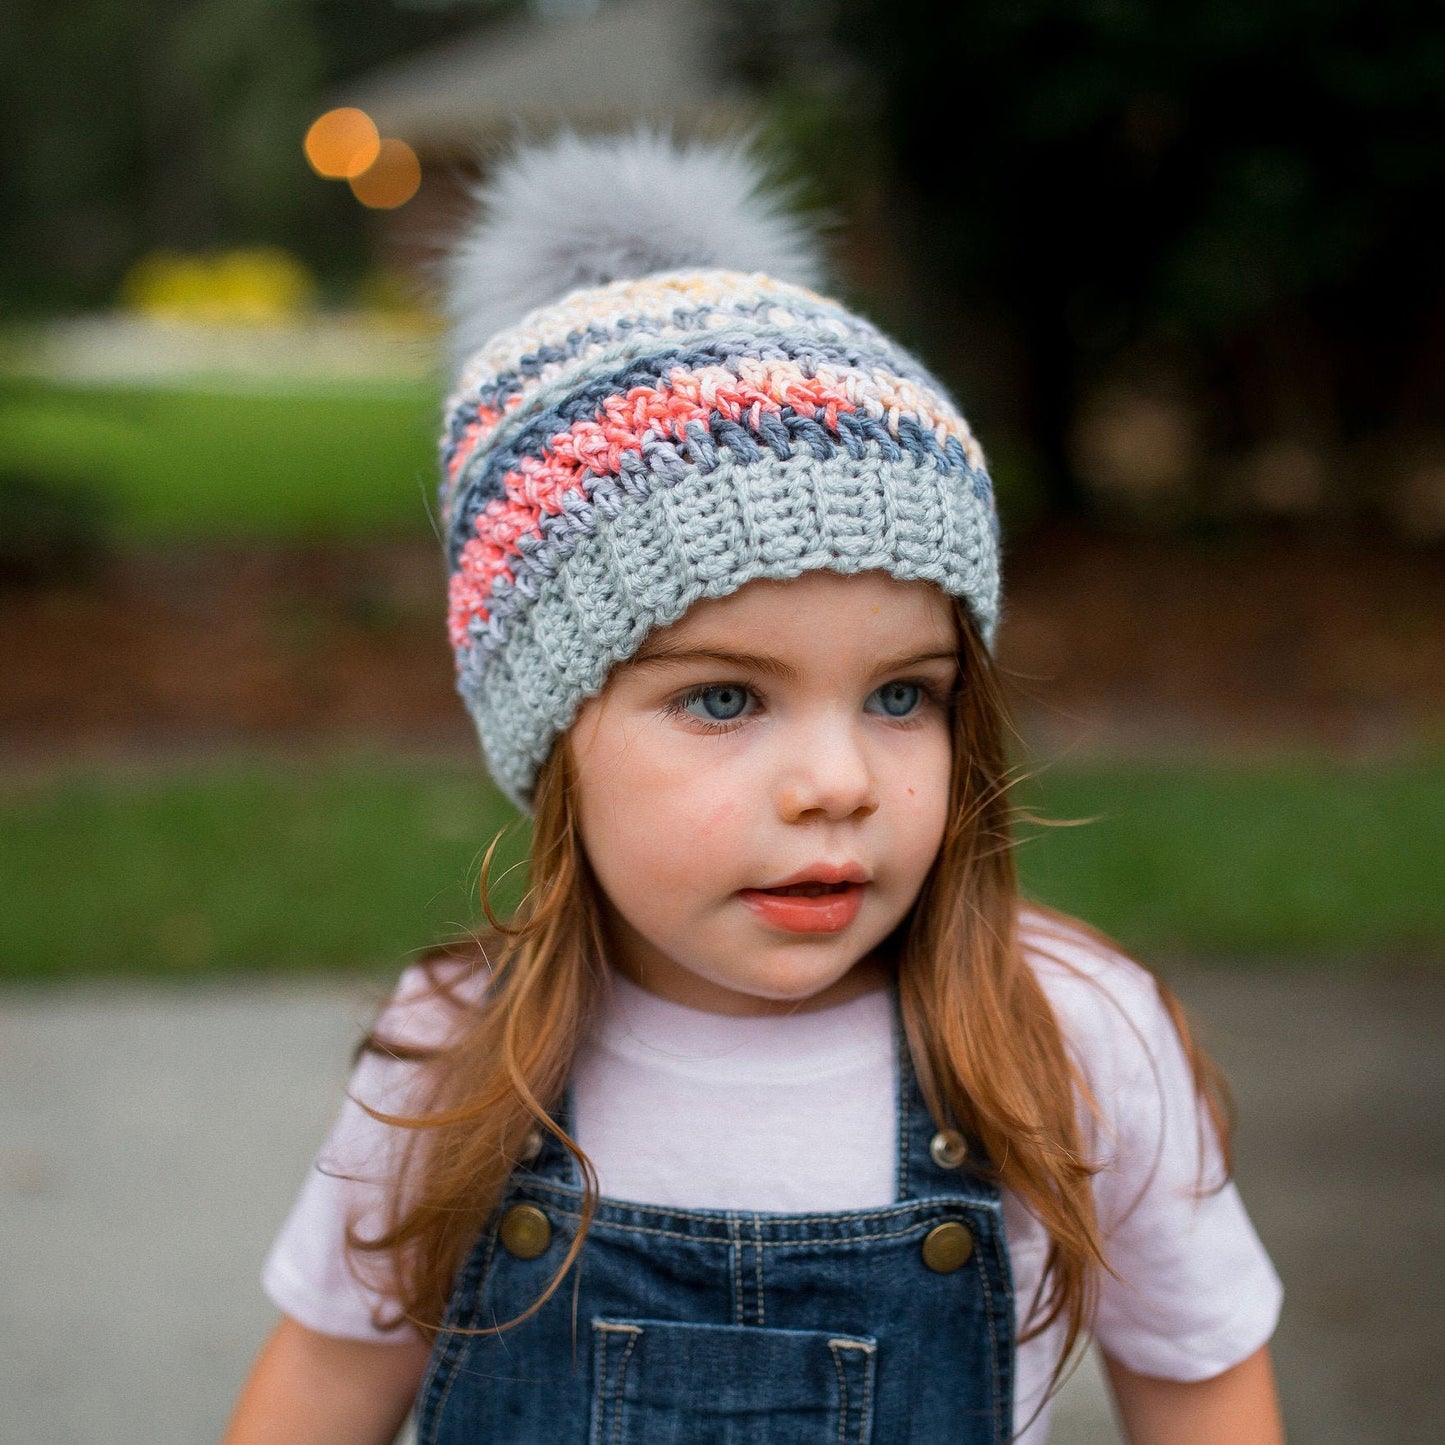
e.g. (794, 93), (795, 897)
(569, 570), (957, 1015)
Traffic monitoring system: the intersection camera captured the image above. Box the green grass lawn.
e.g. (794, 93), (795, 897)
(0, 758), (529, 982)
(1011, 756), (1444, 960)
(2, 754), (1440, 982)
(0, 380), (440, 540)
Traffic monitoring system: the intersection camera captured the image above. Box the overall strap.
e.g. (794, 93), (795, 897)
(518, 1092), (583, 1187)
(894, 994), (998, 1204)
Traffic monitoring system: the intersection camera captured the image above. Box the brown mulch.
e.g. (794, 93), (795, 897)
(995, 524), (1444, 758)
(2, 524), (1441, 772)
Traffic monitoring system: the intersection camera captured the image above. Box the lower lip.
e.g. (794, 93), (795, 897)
(737, 884), (865, 934)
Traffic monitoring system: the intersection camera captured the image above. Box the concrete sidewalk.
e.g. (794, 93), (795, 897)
(2, 969), (1440, 1443)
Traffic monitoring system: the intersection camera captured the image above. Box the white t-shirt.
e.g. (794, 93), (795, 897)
(263, 913), (1281, 1443)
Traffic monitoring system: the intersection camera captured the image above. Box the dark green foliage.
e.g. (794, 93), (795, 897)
(0, 472), (116, 588)
(4, 1), (1442, 526)
(729, 0), (1445, 522)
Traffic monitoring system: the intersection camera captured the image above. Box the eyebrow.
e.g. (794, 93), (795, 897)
(628, 643), (959, 681)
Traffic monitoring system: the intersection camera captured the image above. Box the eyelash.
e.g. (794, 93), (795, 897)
(661, 686), (751, 734)
(661, 679), (952, 734)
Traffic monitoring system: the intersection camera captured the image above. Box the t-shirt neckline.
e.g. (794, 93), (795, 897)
(592, 968), (895, 1082)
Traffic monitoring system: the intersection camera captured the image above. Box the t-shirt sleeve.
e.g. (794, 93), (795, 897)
(1026, 922), (1283, 1381)
(261, 960), (482, 1343)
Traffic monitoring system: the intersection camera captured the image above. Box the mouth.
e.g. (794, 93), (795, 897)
(756, 863), (870, 891)
(737, 870), (868, 934)
(756, 880), (856, 898)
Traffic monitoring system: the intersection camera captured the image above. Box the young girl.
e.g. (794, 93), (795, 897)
(227, 131), (1284, 1444)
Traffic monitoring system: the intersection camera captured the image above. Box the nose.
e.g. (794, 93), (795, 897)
(775, 718), (880, 823)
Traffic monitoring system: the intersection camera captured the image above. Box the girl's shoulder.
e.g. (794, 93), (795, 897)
(1018, 902), (1159, 1005)
(1015, 903), (1185, 1094)
(1016, 912), (1281, 1382)
(367, 949), (492, 1055)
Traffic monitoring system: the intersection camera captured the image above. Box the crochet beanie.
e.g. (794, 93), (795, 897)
(439, 131), (1000, 810)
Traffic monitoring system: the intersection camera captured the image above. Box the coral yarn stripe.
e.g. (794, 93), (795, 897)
(445, 361), (974, 654)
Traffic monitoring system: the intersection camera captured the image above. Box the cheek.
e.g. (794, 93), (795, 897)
(688, 789), (746, 844)
(886, 737), (952, 872)
(645, 787), (747, 881)
(576, 746), (745, 900)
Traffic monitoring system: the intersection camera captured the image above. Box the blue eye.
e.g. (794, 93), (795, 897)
(869, 681), (923, 718)
(684, 685), (752, 722)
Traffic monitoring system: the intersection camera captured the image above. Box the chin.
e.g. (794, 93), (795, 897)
(752, 980), (839, 1004)
(743, 955), (862, 1002)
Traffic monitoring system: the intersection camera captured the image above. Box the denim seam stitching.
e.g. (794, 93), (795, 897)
(972, 1233), (1003, 1444)
(421, 1225), (499, 1445)
(507, 1205), (982, 1247)
(827, 1338), (876, 1445)
(518, 1181), (999, 1229)
(610, 1328), (640, 1445)
(858, 1342), (875, 1445)
(753, 1213), (766, 1327)
(988, 1231), (1015, 1444)
(590, 1324), (609, 1445)
(551, 1217), (956, 1246)
(897, 1032), (912, 1201)
(828, 1339), (848, 1445)
(728, 1211), (743, 1325)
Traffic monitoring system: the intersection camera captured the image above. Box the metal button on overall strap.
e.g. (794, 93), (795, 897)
(499, 1204), (552, 1260)
(929, 1129), (969, 1169)
(921, 1221), (975, 1273)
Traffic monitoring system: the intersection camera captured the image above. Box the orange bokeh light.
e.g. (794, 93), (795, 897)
(304, 108), (380, 179)
(349, 138), (422, 210)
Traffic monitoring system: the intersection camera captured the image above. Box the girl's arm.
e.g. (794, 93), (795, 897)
(1102, 1343), (1285, 1445)
(224, 1316), (431, 1445)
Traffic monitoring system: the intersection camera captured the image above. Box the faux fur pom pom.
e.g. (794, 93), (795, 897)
(442, 128), (827, 366)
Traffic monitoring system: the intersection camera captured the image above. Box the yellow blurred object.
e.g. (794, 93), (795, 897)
(349, 138), (422, 210)
(304, 107), (381, 179)
(118, 248), (318, 325)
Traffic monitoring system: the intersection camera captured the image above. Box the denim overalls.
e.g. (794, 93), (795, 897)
(416, 1019), (1016, 1444)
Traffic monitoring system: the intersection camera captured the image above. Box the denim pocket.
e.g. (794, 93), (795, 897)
(590, 1316), (877, 1445)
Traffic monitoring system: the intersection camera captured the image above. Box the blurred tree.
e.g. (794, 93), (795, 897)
(142, 0), (324, 250)
(0, 0), (511, 312)
(725, 0), (1445, 530)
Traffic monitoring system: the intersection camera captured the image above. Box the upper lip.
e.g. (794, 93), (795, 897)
(751, 862), (871, 890)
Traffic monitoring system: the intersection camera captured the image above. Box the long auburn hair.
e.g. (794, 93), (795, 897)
(348, 595), (1233, 1401)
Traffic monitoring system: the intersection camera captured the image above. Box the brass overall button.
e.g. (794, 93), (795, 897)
(929, 1130), (968, 1170)
(921, 1221), (975, 1274)
(499, 1203), (552, 1260)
